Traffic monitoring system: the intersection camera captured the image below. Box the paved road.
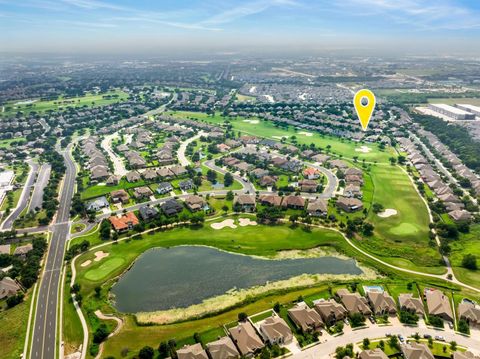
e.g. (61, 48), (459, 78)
(177, 132), (205, 167)
(101, 133), (128, 177)
(30, 144), (76, 359)
(29, 164), (52, 212)
(292, 323), (480, 358)
(1, 160), (39, 230)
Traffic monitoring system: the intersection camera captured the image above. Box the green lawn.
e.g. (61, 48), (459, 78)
(84, 258), (126, 281)
(0, 137), (26, 149)
(63, 271), (83, 356)
(167, 111), (395, 163)
(450, 224), (480, 288)
(0, 293), (31, 359)
(81, 179), (146, 200)
(1, 89), (129, 117)
(359, 164), (441, 271)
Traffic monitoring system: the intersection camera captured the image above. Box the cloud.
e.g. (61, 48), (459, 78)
(340, 0), (480, 30)
(201, 0), (299, 25)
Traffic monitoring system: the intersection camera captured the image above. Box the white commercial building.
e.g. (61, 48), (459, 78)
(428, 104), (476, 120)
(0, 170), (14, 208)
(456, 104), (480, 117)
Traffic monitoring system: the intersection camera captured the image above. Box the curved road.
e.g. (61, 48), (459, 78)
(1, 160), (39, 230)
(30, 144), (76, 359)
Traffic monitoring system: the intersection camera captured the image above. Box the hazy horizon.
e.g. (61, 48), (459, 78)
(1, 0), (480, 56)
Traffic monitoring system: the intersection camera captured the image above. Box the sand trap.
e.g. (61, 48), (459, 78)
(272, 136), (288, 140)
(81, 260), (92, 267)
(377, 208), (398, 218)
(211, 219), (237, 230)
(94, 251), (110, 262)
(238, 218), (257, 227)
(355, 146), (371, 153)
(242, 119), (259, 124)
(298, 131), (313, 137)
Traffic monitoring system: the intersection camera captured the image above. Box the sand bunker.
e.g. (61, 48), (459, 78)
(272, 136), (288, 140)
(211, 219), (237, 230)
(81, 260), (92, 267)
(355, 146), (371, 153)
(242, 119), (259, 124)
(298, 131), (313, 137)
(94, 251), (110, 262)
(377, 209), (398, 218)
(238, 218), (257, 227)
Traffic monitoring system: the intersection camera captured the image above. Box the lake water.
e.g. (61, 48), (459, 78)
(111, 246), (362, 312)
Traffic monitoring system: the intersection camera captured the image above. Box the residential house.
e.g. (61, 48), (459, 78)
(259, 316), (293, 345)
(303, 167), (321, 179)
(206, 336), (240, 359)
(132, 186), (153, 199)
(366, 291), (397, 316)
(142, 169), (158, 181)
(449, 210), (472, 222)
(259, 194), (282, 207)
(179, 179), (194, 191)
(228, 322), (264, 357)
(90, 165), (110, 182)
(185, 195), (206, 212)
(138, 206), (158, 221)
(458, 301), (480, 326)
(314, 299), (348, 325)
(259, 176), (277, 188)
(125, 171), (141, 182)
(157, 167), (174, 179)
(359, 349), (389, 359)
(251, 168), (269, 179)
(329, 159), (348, 170)
(0, 277), (21, 299)
(425, 288), (454, 322)
(311, 154), (330, 164)
(344, 184), (362, 198)
(156, 182), (173, 195)
(298, 179), (318, 193)
(177, 343), (208, 359)
(281, 195), (305, 210)
(13, 244), (33, 257)
(401, 343), (434, 359)
(110, 189), (130, 204)
(0, 244), (11, 255)
(287, 302), (324, 332)
(109, 212), (139, 232)
(307, 199), (327, 217)
(337, 289), (372, 316)
(106, 175), (120, 185)
(86, 196), (109, 212)
(170, 165), (187, 177)
(234, 194), (256, 212)
(398, 294), (425, 316)
(161, 199), (184, 216)
(336, 197), (363, 212)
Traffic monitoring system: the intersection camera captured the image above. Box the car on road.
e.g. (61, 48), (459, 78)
(398, 334), (405, 343)
(423, 334), (432, 339)
(435, 335), (445, 341)
(368, 316), (375, 324)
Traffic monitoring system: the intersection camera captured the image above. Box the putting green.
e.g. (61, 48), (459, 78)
(388, 223), (420, 236)
(84, 257), (125, 281)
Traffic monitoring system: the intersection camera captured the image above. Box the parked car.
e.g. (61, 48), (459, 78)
(448, 322), (454, 329)
(369, 316), (375, 324)
(435, 335), (445, 341)
(423, 334), (432, 339)
(398, 335), (405, 343)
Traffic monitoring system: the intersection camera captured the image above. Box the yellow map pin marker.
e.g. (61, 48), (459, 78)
(354, 89), (376, 131)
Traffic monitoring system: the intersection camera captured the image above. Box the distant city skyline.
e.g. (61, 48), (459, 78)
(1, 0), (480, 55)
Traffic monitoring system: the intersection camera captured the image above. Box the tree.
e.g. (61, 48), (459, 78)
(462, 254), (477, 270)
(450, 341), (457, 351)
(224, 172), (233, 187)
(206, 169), (217, 183)
(388, 335), (399, 350)
(363, 338), (370, 349)
(389, 157), (397, 165)
(238, 312), (248, 322)
(226, 191), (234, 201)
(158, 342), (169, 358)
(93, 324), (110, 343)
(138, 346), (154, 359)
(100, 219), (111, 240)
(372, 203), (384, 213)
(6, 293), (24, 308)
(458, 319), (470, 334)
(273, 302), (281, 313)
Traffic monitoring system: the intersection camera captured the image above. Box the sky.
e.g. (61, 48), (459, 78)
(1, 0), (480, 55)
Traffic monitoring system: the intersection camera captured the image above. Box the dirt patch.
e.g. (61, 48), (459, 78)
(94, 251), (110, 262)
(81, 260), (92, 267)
(238, 218), (257, 227)
(355, 146), (371, 153)
(211, 219), (237, 230)
(377, 208), (398, 218)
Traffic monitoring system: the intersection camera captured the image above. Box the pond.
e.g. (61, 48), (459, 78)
(111, 246), (362, 312)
